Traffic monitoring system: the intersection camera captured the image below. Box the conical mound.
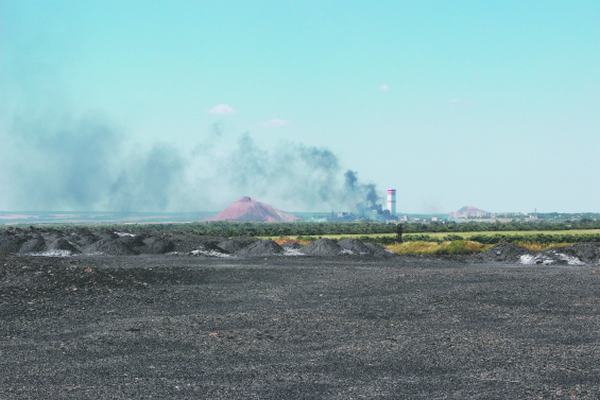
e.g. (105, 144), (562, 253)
(208, 197), (299, 222)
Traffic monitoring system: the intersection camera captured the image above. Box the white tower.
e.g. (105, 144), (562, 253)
(386, 188), (397, 216)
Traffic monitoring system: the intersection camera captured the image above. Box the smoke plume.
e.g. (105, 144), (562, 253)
(0, 114), (382, 213)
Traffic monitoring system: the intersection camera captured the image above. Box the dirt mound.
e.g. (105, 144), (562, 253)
(19, 236), (47, 254)
(0, 233), (27, 255)
(218, 237), (258, 254)
(364, 242), (393, 257)
(69, 229), (100, 247)
(301, 239), (342, 256)
(480, 243), (528, 262)
(235, 240), (283, 257)
(140, 237), (175, 254)
(209, 196), (299, 222)
(84, 238), (139, 256)
(559, 243), (600, 264)
(338, 239), (373, 255)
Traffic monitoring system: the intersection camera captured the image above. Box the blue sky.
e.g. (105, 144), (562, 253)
(1, 1), (599, 213)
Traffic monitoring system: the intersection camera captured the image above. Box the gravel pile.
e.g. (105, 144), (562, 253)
(363, 242), (393, 257)
(18, 236), (47, 254)
(301, 238), (342, 256)
(0, 228), (178, 257)
(84, 238), (140, 256)
(559, 243), (600, 264)
(338, 238), (374, 255)
(218, 237), (258, 254)
(0, 232), (27, 255)
(140, 237), (175, 254)
(235, 240), (283, 257)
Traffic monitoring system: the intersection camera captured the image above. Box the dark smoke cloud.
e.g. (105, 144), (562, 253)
(0, 114), (383, 213)
(344, 170), (383, 214)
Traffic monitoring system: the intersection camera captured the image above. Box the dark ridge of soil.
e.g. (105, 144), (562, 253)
(301, 238), (342, 256)
(235, 240), (283, 257)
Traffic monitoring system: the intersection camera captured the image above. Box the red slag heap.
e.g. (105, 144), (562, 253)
(208, 197), (299, 222)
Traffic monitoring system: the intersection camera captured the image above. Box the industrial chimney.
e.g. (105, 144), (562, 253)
(386, 188), (397, 216)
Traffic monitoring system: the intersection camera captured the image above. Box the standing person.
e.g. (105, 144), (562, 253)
(395, 223), (403, 243)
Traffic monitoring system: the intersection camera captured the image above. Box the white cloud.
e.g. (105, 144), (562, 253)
(208, 104), (236, 115)
(449, 98), (462, 104)
(379, 83), (390, 92)
(263, 118), (289, 128)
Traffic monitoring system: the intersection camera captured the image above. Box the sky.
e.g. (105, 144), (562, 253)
(0, 0), (599, 213)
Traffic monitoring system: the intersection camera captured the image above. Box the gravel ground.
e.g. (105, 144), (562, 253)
(2, 254), (600, 399)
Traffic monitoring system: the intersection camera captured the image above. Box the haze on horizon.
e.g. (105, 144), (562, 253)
(0, 1), (598, 214)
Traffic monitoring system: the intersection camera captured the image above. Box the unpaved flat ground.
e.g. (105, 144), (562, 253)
(1, 255), (600, 399)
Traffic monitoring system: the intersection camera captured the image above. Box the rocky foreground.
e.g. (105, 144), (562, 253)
(2, 254), (600, 399)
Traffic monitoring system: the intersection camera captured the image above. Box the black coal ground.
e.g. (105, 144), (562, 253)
(2, 254), (600, 399)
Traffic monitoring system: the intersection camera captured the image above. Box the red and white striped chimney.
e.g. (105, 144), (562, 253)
(386, 188), (397, 216)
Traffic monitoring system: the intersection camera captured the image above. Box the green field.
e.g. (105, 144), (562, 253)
(407, 229), (600, 239)
(265, 229), (600, 240)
